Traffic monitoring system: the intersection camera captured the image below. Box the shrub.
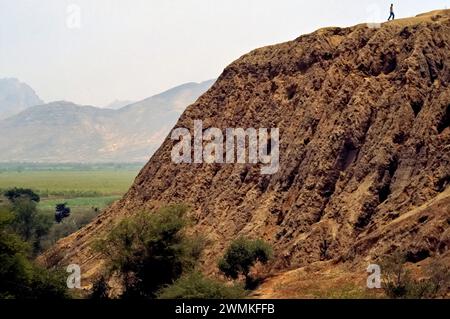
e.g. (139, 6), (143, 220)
(380, 250), (411, 298)
(0, 210), (68, 299)
(8, 197), (52, 254)
(94, 204), (204, 299)
(157, 272), (246, 299)
(218, 237), (272, 289)
(27, 266), (69, 299)
(380, 250), (450, 299)
(89, 276), (110, 300)
(4, 188), (40, 203)
(40, 208), (98, 251)
(421, 260), (450, 298)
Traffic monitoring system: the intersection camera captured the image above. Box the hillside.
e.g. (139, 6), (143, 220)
(0, 80), (214, 163)
(0, 78), (43, 119)
(41, 10), (450, 294)
(105, 100), (135, 109)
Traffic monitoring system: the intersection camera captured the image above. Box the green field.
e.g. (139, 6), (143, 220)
(0, 170), (137, 195)
(0, 168), (140, 213)
(38, 195), (122, 212)
(0, 165), (142, 250)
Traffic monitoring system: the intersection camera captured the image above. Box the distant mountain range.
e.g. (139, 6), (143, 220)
(0, 79), (215, 163)
(0, 78), (43, 119)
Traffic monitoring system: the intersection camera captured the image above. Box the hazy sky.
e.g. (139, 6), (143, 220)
(0, 0), (449, 106)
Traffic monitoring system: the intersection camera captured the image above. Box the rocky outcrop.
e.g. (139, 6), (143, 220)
(0, 78), (43, 120)
(41, 10), (450, 286)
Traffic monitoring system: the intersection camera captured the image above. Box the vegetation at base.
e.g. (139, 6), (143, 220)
(218, 237), (272, 289)
(157, 272), (246, 299)
(94, 205), (205, 299)
(380, 250), (450, 299)
(0, 186), (107, 253)
(89, 276), (110, 300)
(0, 165), (139, 253)
(93, 205), (272, 299)
(1, 192), (52, 255)
(40, 208), (99, 251)
(0, 164), (141, 300)
(0, 210), (68, 299)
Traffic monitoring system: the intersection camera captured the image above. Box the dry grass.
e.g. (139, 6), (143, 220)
(252, 262), (384, 299)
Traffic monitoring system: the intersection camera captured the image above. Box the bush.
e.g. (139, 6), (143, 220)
(89, 276), (110, 300)
(27, 266), (69, 299)
(380, 250), (411, 298)
(157, 272), (246, 299)
(424, 260), (450, 297)
(0, 210), (68, 299)
(218, 237), (272, 289)
(94, 204), (204, 299)
(40, 208), (99, 251)
(4, 188), (40, 203)
(9, 197), (52, 254)
(380, 250), (450, 299)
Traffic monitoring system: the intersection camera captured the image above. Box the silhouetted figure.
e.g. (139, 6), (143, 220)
(388, 4), (395, 21)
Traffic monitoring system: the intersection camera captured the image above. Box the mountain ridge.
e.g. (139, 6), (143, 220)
(0, 77), (43, 119)
(0, 80), (215, 163)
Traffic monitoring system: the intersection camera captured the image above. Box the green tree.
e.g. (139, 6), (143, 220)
(10, 197), (52, 254)
(4, 188), (40, 203)
(0, 211), (68, 299)
(380, 250), (450, 299)
(380, 250), (411, 298)
(157, 272), (246, 299)
(218, 237), (272, 289)
(94, 204), (204, 299)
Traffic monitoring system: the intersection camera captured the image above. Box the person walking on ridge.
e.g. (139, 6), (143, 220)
(388, 4), (395, 21)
